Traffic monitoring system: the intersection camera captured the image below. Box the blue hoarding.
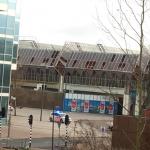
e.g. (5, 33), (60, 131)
(63, 98), (118, 115)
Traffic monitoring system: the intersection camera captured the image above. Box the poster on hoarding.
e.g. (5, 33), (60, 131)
(71, 99), (77, 112)
(99, 101), (105, 114)
(108, 101), (114, 114)
(84, 100), (89, 112)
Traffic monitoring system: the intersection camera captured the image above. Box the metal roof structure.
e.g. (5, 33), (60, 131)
(17, 41), (150, 74)
(19, 40), (63, 50)
(18, 49), (138, 73)
(63, 41), (104, 52)
(63, 41), (139, 54)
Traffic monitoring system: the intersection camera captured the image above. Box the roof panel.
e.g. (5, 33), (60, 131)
(18, 48), (140, 73)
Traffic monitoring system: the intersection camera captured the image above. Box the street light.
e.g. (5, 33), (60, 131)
(11, 96), (16, 116)
(40, 83), (46, 121)
(7, 104), (13, 138)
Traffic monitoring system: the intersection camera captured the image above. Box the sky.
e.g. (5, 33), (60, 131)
(19, 0), (103, 45)
(19, 0), (150, 50)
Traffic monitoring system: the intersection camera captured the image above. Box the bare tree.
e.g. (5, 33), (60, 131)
(71, 120), (111, 150)
(96, 0), (150, 149)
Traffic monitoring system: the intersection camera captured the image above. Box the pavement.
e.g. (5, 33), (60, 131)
(1, 107), (113, 139)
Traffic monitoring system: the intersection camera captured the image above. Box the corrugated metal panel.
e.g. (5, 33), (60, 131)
(18, 48), (139, 73)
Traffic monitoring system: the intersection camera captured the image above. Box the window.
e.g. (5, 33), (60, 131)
(50, 59), (55, 66)
(11, 58), (16, 63)
(0, 15), (7, 27)
(0, 54), (4, 60)
(5, 39), (13, 54)
(146, 60), (150, 72)
(5, 55), (11, 61)
(42, 58), (46, 63)
(60, 56), (67, 63)
(0, 38), (5, 53)
(14, 22), (19, 36)
(101, 62), (106, 69)
(118, 63), (126, 69)
(121, 55), (126, 62)
(0, 64), (3, 86)
(72, 60), (77, 67)
(0, 0), (7, 3)
(7, 16), (15, 28)
(6, 28), (14, 35)
(111, 54), (116, 62)
(13, 44), (18, 58)
(45, 58), (49, 63)
(9, 0), (17, 3)
(52, 51), (59, 58)
(8, 2), (16, 9)
(85, 61), (96, 69)
(0, 27), (6, 34)
(30, 57), (34, 63)
(42, 58), (49, 64)
(3, 64), (11, 86)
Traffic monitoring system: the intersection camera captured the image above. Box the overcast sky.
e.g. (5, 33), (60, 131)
(19, 0), (150, 50)
(19, 0), (104, 45)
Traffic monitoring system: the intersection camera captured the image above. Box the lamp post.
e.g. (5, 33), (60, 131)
(40, 83), (46, 121)
(7, 105), (12, 138)
(11, 96), (16, 116)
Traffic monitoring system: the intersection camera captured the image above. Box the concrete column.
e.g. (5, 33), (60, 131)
(59, 75), (64, 92)
(123, 94), (130, 115)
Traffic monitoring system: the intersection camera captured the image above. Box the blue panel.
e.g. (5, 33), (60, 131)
(63, 99), (68, 111)
(67, 99), (71, 112)
(89, 100), (100, 113)
(105, 101), (110, 114)
(63, 99), (71, 112)
(113, 101), (118, 115)
(89, 101), (94, 113)
(77, 99), (81, 112)
(93, 101), (100, 113)
(80, 100), (84, 112)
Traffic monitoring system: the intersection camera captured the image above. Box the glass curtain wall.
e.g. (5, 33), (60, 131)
(0, 0), (20, 119)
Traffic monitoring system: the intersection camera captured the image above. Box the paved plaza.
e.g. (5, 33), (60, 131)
(1, 107), (113, 139)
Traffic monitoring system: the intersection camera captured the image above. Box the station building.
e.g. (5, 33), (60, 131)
(11, 40), (150, 116)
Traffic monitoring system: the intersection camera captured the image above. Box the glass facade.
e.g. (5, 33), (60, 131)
(0, 0), (20, 118)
